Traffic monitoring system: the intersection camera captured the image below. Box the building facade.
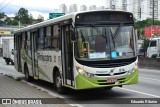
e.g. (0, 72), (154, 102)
(89, 5), (97, 10)
(80, 5), (88, 11)
(59, 4), (67, 14)
(69, 4), (78, 13)
(141, 0), (158, 20)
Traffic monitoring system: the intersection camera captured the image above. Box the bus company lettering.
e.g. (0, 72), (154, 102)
(38, 54), (52, 62)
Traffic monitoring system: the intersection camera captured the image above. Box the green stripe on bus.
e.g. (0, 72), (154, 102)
(21, 51), (52, 82)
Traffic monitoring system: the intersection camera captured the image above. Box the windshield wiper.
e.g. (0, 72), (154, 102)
(113, 24), (122, 39)
(109, 24), (123, 48)
(90, 24), (107, 38)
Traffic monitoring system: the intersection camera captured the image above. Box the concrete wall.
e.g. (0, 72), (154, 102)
(138, 57), (160, 70)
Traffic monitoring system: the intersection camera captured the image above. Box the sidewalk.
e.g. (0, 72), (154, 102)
(0, 58), (24, 79)
(0, 57), (73, 107)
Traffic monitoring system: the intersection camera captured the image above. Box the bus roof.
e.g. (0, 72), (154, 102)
(14, 10), (133, 34)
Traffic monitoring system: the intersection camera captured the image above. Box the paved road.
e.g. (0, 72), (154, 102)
(0, 57), (160, 107)
(25, 69), (160, 107)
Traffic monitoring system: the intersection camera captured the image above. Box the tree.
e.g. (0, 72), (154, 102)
(0, 12), (5, 19)
(135, 18), (160, 38)
(14, 8), (33, 25)
(7, 20), (18, 25)
(142, 38), (150, 56)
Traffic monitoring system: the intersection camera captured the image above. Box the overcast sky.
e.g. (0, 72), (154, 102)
(0, 0), (106, 19)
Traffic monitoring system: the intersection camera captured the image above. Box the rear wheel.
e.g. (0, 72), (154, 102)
(54, 71), (65, 94)
(11, 60), (14, 65)
(6, 61), (9, 65)
(5, 59), (9, 65)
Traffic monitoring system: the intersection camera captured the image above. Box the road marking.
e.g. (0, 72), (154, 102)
(139, 77), (160, 82)
(120, 88), (160, 98)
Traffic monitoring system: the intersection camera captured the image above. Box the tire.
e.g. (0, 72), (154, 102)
(54, 71), (65, 94)
(6, 61), (9, 65)
(24, 65), (31, 82)
(104, 86), (113, 90)
(5, 59), (9, 65)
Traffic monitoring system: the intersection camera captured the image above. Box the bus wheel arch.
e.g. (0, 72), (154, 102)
(53, 67), (65, 94)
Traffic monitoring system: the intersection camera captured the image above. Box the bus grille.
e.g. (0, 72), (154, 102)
(95, 72), (126, 76)
(89, 62), (132, 68)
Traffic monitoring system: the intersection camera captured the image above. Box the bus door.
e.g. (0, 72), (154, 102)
(31, 31), (39, 79)
(61, 24), (74, 86)
(16, 34), (22, 72)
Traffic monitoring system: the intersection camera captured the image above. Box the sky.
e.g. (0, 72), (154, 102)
(0, 0), (106, 19)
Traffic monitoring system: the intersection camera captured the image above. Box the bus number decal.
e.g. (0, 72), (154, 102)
(38, 53), (52, 62)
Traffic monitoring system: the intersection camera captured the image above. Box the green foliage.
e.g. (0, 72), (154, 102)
(142, 38), (150, 52)
(0, 12), (5, 19)
(7, 20), (18, 25)
(0, 8), (43, 26)
(154, 20), (160, 25)
(14, 7), (33, 25)
(135, 18), (160, 38)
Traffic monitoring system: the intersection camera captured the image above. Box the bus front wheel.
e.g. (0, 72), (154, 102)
(55, 71), (65, 94)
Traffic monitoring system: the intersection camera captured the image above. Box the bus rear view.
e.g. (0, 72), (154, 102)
(73, 11), (138, 90)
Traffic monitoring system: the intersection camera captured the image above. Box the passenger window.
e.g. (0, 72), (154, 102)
(51, 25), (60, 49)
(38, 28), (45, 50)
(45, 26), (52, 49)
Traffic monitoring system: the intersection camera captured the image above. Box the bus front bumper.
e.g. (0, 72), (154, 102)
(75, 70), (138, 90)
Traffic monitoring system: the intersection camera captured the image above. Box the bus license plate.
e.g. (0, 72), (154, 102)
(107, 78), (117, 83)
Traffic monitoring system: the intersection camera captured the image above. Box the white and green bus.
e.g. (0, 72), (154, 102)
(14, 10), (138, 93)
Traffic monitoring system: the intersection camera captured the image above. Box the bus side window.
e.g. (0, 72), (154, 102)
(44, 26), (52, 49)
(22, 32), (26, 50)
(51, 24), (60, 50)
(38, 28), (45, 50)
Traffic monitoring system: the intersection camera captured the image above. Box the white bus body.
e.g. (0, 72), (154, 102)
(14, 10), (138, 94)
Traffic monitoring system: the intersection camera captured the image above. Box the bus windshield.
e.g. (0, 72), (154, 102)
(75, 25), (136, 61)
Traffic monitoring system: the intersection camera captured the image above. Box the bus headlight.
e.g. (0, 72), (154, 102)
(135, 63), (138, 70)
(127, 70), (132, 75)
(76, 66), (95, 78)
(127, 66), (137, 75)
(76, 66), (85, 75)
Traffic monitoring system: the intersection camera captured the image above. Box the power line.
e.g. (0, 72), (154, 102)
(0, 0), (7, 6)
(0, 0), (13, 11)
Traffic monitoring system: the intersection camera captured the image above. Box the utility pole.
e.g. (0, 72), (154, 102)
(139, 7), (141, 20)
(152, 0), (154, 25)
